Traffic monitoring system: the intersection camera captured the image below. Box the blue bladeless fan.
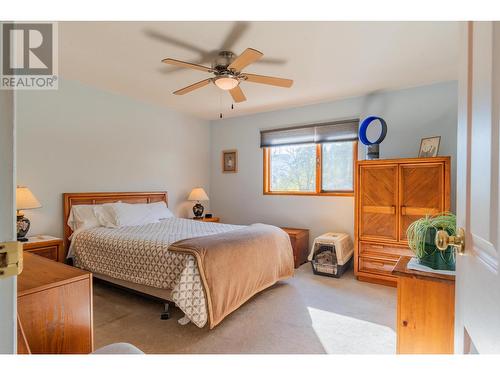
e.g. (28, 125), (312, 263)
(359, 116), (388, 159)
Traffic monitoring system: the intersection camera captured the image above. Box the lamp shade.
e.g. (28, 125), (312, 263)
(188, 188), (209, 202)
(16, 186), (41, 210)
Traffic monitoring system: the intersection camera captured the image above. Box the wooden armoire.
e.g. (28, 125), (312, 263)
(354, 157), (451, 286)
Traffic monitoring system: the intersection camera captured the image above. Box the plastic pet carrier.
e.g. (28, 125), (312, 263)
(309, 232), (354, 278)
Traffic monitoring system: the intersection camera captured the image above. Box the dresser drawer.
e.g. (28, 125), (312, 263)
(359, 256), (397, 276)
(359, 241), (413, 260)
(26, 246), (58, 261)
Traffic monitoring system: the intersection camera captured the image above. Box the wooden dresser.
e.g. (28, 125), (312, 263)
(354, 157), (451, 286)
(17, 252), (93, 354)
(392, 256), (455, 354)
(280, 227), (310, 268)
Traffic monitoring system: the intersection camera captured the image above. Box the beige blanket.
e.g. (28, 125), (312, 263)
(169, 223), (294, 328)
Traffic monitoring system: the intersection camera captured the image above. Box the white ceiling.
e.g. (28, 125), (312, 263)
(59, 21), (460, 120)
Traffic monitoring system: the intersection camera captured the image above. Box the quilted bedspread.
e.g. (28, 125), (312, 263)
(72, 218), (245, 327)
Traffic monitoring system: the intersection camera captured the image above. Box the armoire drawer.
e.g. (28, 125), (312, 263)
(359, 256), (397, 275)
(359, 242), (413, 259)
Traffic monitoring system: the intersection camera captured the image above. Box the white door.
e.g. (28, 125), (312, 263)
(455, 21), (500, 354)
(0, 90), (17, 353)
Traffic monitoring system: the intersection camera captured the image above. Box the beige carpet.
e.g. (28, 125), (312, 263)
(93, 264), (396, 354)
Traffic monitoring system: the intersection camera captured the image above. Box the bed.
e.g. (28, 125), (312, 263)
(63, 192), (294, 328)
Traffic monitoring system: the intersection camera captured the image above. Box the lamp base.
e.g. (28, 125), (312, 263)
(17, 214), (31, 241)
(192, 203), (204, 218)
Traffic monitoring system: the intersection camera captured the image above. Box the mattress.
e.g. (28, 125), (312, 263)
(72, 218), (245, 327)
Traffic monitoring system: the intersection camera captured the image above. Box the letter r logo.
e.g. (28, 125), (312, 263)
(2, 23), (53, 75)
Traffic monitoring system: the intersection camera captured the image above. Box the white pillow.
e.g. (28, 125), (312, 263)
(94, 204), (119, 228)
(109, 201), (173, 227)
(67, 204), (101, 231)
(148, 201), (175, 220)
(68, 202), (123, 231)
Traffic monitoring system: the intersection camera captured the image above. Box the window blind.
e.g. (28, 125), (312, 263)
(260, 119), (359, 148)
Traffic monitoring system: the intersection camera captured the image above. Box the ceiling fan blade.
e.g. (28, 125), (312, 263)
(243, 73), (293, 88)
(220, 22), (250, 50)
(228, 48), (263, 72)
(173, 79), (212, 95)
(162, 58), (213, 73)
(144, 29), (207, 54)
(229, 85), (246, 103)
(255, 57), (287, 65)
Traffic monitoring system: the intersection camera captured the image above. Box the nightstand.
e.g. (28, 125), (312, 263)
(280, 227), (310, 268)
(23, 235), (65, 262)
(193, 217), (220, 223)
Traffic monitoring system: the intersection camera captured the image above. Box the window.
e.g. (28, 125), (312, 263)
(269, 144), (317, 192)
(261, 119), (358, 196)
(263, 141), (357, 195)
(321, 142), (355, 191)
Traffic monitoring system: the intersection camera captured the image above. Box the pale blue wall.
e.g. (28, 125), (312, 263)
(16, 79), (211, 237)
(209, 81), (458, 242)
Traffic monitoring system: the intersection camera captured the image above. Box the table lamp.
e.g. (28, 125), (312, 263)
(188, 187), (209, 219)
(16, 186), (41, 242)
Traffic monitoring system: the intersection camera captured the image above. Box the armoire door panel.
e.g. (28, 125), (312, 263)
(359, 164), (398, 241)
(399, 163), (445, 242)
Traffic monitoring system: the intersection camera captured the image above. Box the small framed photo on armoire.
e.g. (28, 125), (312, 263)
(418, 136), (441, 158)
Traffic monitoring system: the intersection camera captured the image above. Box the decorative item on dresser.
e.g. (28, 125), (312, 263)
(354, 156), (451, 286)
(407, 212), (457, 271)
(392, 256), (455, 354)
(358, 116), (388, 160)
(22, 235), (65, 262)
(16, 186), (42, 242)
(418, 136), (441, 158)
(17, 252), (93, 354)
(280, 227), (309, 268)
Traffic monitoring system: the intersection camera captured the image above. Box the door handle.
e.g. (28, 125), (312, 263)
(0, 241), (23, 279)
(435, 228), (466, 255)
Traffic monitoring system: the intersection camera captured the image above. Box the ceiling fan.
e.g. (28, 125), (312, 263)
(161, 48), (293, 103)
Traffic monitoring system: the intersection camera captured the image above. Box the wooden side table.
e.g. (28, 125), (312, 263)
(23, 235), (65, 262)
(280, 227), (310, 268)
(392, 256), (455, 354)
(193, 217), (220, 223)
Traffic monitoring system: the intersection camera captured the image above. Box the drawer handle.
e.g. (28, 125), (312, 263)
(402, 320), (408, 327)
(363, 206), (396, 214)
(401, 206), (440, 216)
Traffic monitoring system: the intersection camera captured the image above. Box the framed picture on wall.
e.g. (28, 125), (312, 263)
(222, 150), (238, 173)
(418, 136), (441, 158)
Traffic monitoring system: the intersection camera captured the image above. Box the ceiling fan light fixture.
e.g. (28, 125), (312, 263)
(214, 76), (239, 91)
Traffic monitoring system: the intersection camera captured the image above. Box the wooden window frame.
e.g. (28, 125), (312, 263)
(263, 141), (357, 197)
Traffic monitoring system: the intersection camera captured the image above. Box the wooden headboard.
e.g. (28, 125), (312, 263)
(63, 191), (168, 251)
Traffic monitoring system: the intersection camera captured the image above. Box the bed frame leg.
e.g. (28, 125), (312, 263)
(160, 302), (170, 320)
